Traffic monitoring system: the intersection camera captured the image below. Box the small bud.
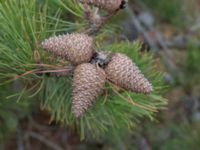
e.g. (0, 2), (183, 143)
(90, 51), (113, 67)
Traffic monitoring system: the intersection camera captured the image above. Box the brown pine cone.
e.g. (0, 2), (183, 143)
(79, 0), (123, 12)
(42, 33), (94, 65)
(72, 63), (106, 117)
(105, 53), (153, 94)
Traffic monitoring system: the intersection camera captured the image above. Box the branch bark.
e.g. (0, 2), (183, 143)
(27, 131), (64, 150)
(126, 5), (179, 74)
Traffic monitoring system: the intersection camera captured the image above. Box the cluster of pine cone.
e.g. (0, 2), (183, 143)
(42, 33), (153, 118)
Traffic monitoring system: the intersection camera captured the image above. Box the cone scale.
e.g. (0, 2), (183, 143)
(105, 53), (153, 94)
(42, 33), (94, 65)
(72, 63), (106, 117)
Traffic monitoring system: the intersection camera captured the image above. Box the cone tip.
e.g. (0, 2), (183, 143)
(145, 83), (154, 94)
(73, 109), (84, 118)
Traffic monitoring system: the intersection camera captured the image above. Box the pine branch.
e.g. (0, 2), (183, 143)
(126, 5), (179, 74)
(26, 131), (64, 150)
(84, 9), (119, 35)
(0, 0), (167, 139)
(81, 0), (128, 34)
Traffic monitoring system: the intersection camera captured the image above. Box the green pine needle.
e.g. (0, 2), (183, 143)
(0, 0), (167, 139)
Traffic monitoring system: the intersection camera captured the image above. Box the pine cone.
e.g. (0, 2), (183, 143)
(72, 63), (106, 117)
(105, 53), (153, 94)
(79, 0), (123, 12)
(42, 33), (94, 65)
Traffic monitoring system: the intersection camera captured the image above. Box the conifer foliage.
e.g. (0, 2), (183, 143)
(0, 0), (167, 139)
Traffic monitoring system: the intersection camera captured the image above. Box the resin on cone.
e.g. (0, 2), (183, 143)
(79, 0), (123, 12)
(72, 63), (106, 117)
(105, 53), (153, 94)
(42, 33), (94, 65)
